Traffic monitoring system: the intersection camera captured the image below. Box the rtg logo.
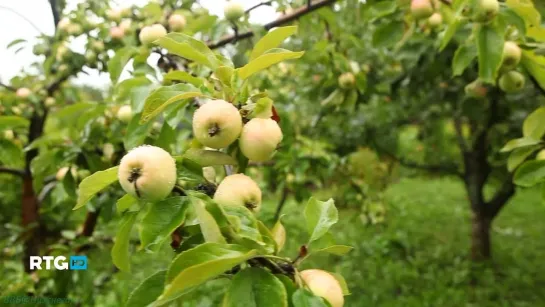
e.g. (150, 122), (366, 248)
(29, 255), (88, 270)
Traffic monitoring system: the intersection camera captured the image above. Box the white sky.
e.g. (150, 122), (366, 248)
(0, 0), (277, 88)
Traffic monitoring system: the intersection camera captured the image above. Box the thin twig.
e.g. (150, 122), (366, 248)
(0, 166), (25, 177)
(245, 1), (273, 14)
(0, 5), (44, 35)
(0, 82), (16, 92)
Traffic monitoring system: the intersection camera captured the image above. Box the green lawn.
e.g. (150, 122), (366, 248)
(90, 176), (545, 306)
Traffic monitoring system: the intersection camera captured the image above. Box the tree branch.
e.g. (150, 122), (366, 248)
(453, 118), (469, 153)
(0, 82), (16, 92)
(0, 166), (25, 177)
(0, 5), (44, 35)
(245, 1), (273, 14)
(208, 0), (338, 49)
(486, 176), (515, 219)
(48, 0), (60, 30)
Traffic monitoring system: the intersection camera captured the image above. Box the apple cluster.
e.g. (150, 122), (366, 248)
(410, 0), (442, 27)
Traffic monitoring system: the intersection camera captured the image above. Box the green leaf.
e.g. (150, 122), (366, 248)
(514, 160), (545, 187)
(372, 21), (404, 48)
(507, 146), (540, 172)
(500, 137), (542, 153)
(183, 148), (237, 167)
(271, 220), (286, 253)
(155, 33), (220, 69)
(158, 243), (257, 305)
(304, 198), (338, 244)
(476, 24), (504, 84)
(140, 197), (190, 251)
(163, 71), (204, 87)
(452, 44), (477, 76)
(250, 26), (298, 60)
(215, 66), (234, 86)
(111, 211), (137, 272)
(73, 167), (119, 210)
(223, 268), (288, 307)
(276, 275), (297, 307)
(238, 49), (305, 80)
(124, 112), (154, 150)
(191, 196), (226, 243)
(292, 289), (329, 307)
(312, 245), (353, 256)
(125, 270), (166, 307)
(440, 18), (465, 51)
(108, 46), (138, 84)
(140, 83), (203, 123)
(523, 107), (545, 139)
(0, 116), (29, 130)
(116, 194), (138, 214)
(7, 38), (26, 49)
(499, 7), (526, 36)
(521, 50), (545, 92)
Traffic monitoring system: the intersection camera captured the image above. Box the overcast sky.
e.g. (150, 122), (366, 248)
(0, 0), (276, 88)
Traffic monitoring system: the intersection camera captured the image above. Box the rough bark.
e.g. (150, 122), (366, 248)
(21, 177), (40, 272)
(471, 212), (491, 260)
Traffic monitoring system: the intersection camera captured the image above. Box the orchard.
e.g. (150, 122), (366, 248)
(1, 0), (545, 306)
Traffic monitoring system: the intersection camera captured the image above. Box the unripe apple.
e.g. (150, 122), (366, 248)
(498, 71), (525, 93)
(117, 105), (132, 123)
(3, 130), (14, 140)
(106, 8), (123, 22)
(16, 88), (31, 99)
(56, 44), (70, 61)
(67, 23), (83, 36)
(103, 143), (115, 160)
(85, 50), (96, 62)
(224, 1), (245, 21)
(464, 80), (487, 98)
(338, 72), (356, 90)
(139, 24), (167, 45)
(110, 26), (125, 39)
(45, 97), (56, 107)
(11, 106), (22, 115)
(168, 14), (186, 31)
(192, 100), (242, 149)
(475, 0), (499, 22)
(428, 13), (443, 27)
(410, 0), (434, 20)
(58, 64), (69, 74)
(92, 41), (105, 52)
(57, 18), (71, 31)
(537, 149), (545, 160)
(32, 43), (48, 56)
(502, 41), (522, 69)
(300, 270), (344, 307)
(118, 145), (177, 201)
(119, 19), (132, 32)
(239, 118), (283, 162)
(214, 174), (262, 212)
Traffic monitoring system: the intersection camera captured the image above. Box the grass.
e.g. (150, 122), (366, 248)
(87, 176), (545, 306)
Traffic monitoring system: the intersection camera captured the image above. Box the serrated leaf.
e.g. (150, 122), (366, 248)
(183, 148), (237, 167)
(304, 198), (338, 244)
(108, 46), (138, 84)
(158, 243), (257, 305)
(140, 197), (190, 251)
(223, 268), (288, 307)
(125, 270), (166, 307)
(500, 137), (541, 153)
(238, 49), (304, 80)
(111, 211), (137, 272)
(514, 160), (545, 187)
(250, 26), (298, 61)
(155, 33), (219, 69)
(73, 167), (119, 210)
(140, 83), (203, 123)
(476, 24), (504, 84)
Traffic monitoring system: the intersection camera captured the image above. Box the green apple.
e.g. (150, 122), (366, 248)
(192, 100), (242, 149)
(498, 71), (525, 93)
(338, 72), (356, 90)
(300, 269), (345, 307)
(428, 12), (443, 27)
(119, 19), (132, 32)
(118, 145), (177, 201)
(475, 0), (499, 22)
(106, 8), (123, 22)
(239, 118), (283, 162)
(224, 1), (245, 21)
(214, 174), (262, 212)
(57, 18), (71, 31)
(502, 41), (521, 69)
(410, 0), (434, 20)
(139, 24), (167, 45)
(168, 14), (186, 31)
(110, 26), (125, 39)
(45, 97), (56, 107)
(464, 80), (487, 98)
(3, 130), (14, 141)
(16, 88), (31, 99)
(117, 105), (132, 123)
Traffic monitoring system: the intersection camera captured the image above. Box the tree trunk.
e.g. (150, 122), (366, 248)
(21, 176), (40, 272)
(470, 212), (491, 261)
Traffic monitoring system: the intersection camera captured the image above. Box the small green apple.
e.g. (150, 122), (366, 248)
(110, 26), (125, 39)
(3, 130), (14, 141)
(224, 1), (245, 21)
(192, 100), (242, 149)
(410, 0), (434, 20)
(498, 71), (525, 93)
(502, 41), (521, 69)
(464, 80), (487, 98)
(117, 105), (132, 123)
(45, 97), (56, 107)
(168, 14), (186, 31)
(239, 118), (283, 162)
(300, 269), (345, 307)
(475, 0), (499, 22)
(16, 88), (31, 99)
(428, 12), (443, 27)
(139, 24), (167, 45)
(214, 173), (262, 212)
(118, 145), (177, 201)
(338, 72), (356, 90)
